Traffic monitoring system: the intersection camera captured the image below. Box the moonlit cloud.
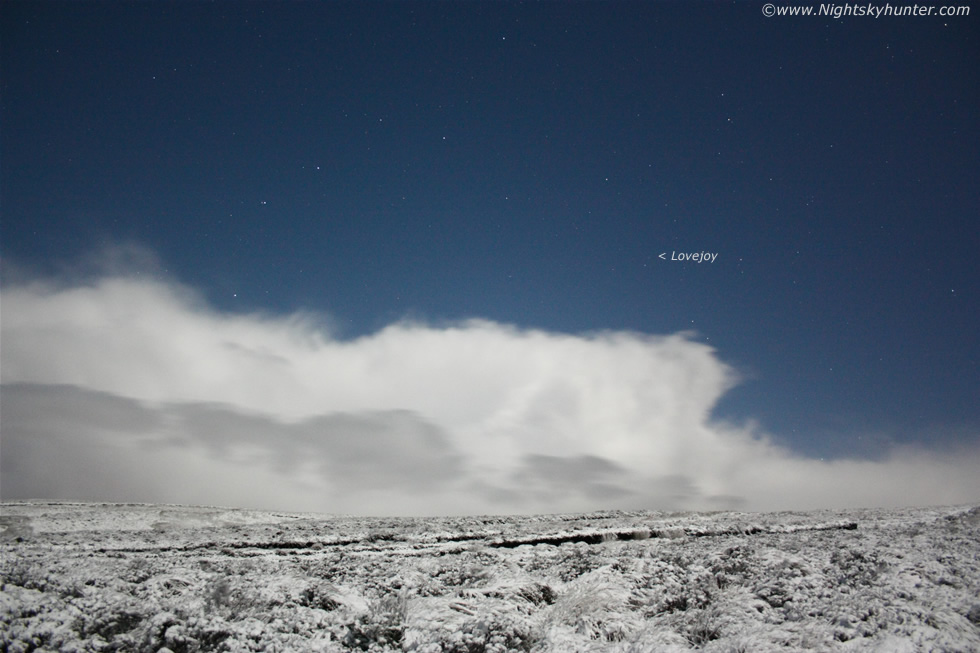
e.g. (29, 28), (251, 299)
(2, 257), (978, 515)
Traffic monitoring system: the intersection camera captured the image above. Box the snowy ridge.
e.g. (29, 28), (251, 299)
(2, 502), (979, 651)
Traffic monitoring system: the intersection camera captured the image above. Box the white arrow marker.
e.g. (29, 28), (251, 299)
(658, 252), (666, 260)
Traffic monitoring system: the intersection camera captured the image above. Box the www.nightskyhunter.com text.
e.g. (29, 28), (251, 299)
(762, 3), (970, 18)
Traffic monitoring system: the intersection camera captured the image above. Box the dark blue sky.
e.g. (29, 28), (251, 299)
(3, 1), (978, 460)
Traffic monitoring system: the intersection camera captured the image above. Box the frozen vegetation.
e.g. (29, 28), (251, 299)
(2, 501), (979, 652)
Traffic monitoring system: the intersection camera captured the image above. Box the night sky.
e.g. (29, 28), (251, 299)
(2, 1), (978, 515)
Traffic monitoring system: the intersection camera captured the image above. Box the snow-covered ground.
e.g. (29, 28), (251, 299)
(2, 502), (978, 652)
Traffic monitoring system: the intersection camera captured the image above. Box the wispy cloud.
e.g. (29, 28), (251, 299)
(2, 251), (977, 514)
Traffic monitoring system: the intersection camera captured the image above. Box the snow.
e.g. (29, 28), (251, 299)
(2, 502), (979, 651)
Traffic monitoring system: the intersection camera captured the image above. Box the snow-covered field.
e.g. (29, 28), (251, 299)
(2, 502), (978, 652)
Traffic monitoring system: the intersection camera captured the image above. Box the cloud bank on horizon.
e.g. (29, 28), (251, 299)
(2, 252), (977, 515)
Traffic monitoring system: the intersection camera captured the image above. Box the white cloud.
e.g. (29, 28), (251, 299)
(2, 265), (978, 515)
